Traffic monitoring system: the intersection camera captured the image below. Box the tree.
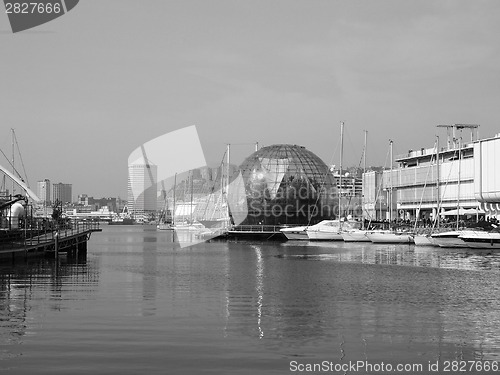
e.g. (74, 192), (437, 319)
(52, 199), (62, 221)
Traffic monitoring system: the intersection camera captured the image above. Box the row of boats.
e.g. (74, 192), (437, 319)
(279, 220), (500, 249)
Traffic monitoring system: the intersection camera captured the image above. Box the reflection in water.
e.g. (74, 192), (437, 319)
(290, 241), (500, 271)
(278, 241), (500, 363)
(252, 245), (264, 339)
(0, 257), (98, 360)
(141, 237), (157, 317)
(1, 227), (500, 374)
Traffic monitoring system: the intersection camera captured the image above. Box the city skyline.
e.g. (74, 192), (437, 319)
(2, 1), (500, 198)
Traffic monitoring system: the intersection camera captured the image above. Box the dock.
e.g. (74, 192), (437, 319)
(227, 225), (287, 241)
(0, 221), (102, 261)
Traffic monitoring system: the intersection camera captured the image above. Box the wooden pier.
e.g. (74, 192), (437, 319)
(0, 221), (102, 261)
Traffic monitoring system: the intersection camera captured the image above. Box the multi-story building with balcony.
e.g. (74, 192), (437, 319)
(362, 124), (500, 222)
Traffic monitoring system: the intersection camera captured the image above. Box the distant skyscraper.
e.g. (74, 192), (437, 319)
(127, 157), (157, 220)
(37, 179), (51, 205)
(53, 183), (72, 204)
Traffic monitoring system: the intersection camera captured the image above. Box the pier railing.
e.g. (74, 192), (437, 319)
(229, 225), (284, 233)
(23, 220), (100, 246)
(0, 220), (101, 256)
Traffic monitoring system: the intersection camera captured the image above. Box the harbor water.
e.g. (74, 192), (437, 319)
(1, 225), (500, 374)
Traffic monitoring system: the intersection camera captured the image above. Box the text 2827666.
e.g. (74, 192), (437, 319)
(5, 2), (62, 14)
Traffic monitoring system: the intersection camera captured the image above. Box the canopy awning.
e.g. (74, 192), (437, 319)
(442, 207), (485, 216)
(479, 202), (500, 215)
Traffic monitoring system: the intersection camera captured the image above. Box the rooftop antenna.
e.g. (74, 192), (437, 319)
(436, 124), (479, 149)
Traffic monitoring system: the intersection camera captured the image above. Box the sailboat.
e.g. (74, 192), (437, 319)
(198, 161), (228, 230)
(157, 181), (173, 230)
(196, 145), (235, 237)
(169, 171), (205, 231)
(412, 137), (440, 246)
(306, 121), (358, 241)
(362, 140), (413, 244)
(430, 132), (470, 247)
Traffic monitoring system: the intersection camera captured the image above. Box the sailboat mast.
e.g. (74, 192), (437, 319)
(456, 137), (461, 231)
(436, 135), (440, 228)
(226, 143), (231, 226)
(11, 129), (15, 196)
(190, 171), (194, 224)
(339, 121), (344, 220)
(363, 130), (368, 174)
(227, 144), (230, 193)
(173, 173), (177, 226)
(389, 139), (393, 223)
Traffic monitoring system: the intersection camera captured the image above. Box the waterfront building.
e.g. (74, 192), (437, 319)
(78, 194), (118, 213)
(37, 179), (51, 205)
(235, 144), (337, 226)
(127, 157), (157, 221)
(362, 170), (388, 221)
(78, 194), (89, 206)
(392, 142), (474, 221)
(332, 169), (363, 219)
(362, 124), (500, 222)
(474, 134), (500, 216)
(53, 182), (72, 204)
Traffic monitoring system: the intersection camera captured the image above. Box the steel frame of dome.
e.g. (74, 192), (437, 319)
(233, 144), (337, 226)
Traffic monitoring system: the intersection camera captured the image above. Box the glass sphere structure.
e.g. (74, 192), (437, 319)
(233, 144), (337, 226)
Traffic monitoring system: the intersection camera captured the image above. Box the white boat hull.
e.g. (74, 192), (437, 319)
(431, 231), (468, 248)
(342, 231), (370, 242)
(413, 235), (434, 246)
(283, 232), (308, 240)
(459, 232), (500, 249)
(367, 232), (413, 244)
(157, 223), (173, 230)
(306, 230), (343, 241)
(280, 226), (309, 240)
(306, 220), (362, 241)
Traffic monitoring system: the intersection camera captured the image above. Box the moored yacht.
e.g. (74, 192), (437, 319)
(458, 231), (500, 249)
(280, 226), (308, 240)
(431, 230), (470, 248)
(341, 229), (371, 242)
(306, 220), (361, 241)
(306, 220), (344, 241)
(366, 230), (414, 244)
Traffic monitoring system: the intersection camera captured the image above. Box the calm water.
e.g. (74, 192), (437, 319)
(1, 225), (500, 374)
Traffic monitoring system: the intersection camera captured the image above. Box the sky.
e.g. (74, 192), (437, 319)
(1, 0), (500, 199)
